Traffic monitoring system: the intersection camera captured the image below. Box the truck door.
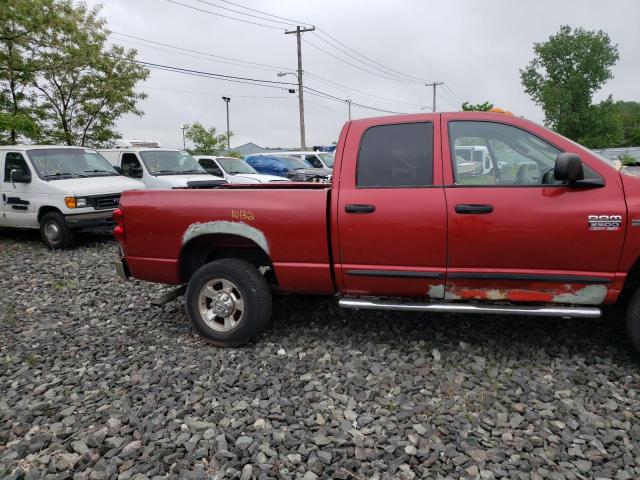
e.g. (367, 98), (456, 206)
(2, 151), (37, 228)
(442, 114), (626, 305)
(336, 116), (447, 298)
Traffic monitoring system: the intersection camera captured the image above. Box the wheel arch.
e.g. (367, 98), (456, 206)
(38, 205), (63, 222)
(179, 221), (276, 285)
(614, 256), (640, 308)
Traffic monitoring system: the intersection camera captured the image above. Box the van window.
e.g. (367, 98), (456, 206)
(357, 122), (433, 187)
(121, 153), (143, 178)
(198, 158), (224, 177)
(305, 155), (323, 169)
(4, 152), (30, 182)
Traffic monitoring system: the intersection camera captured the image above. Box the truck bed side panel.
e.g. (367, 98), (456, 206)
(120, 188), (334, 294)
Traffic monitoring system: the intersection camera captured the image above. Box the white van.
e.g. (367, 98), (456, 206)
(99, 142), (225, 188)
(0, 145), (143, 249)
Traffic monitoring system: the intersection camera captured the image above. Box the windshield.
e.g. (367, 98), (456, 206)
(28, 148), (118, 179)
(217, 157), (257, 175)
(318, 152), (334, 167)
(281, 156), (310, 170)
(139, 150), (206, 176)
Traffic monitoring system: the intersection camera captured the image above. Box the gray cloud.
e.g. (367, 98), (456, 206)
(87, 0), (639, 150)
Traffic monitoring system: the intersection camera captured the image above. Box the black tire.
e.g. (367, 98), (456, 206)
(626, 288), (640, 353)
(185, 258), (272, 347)
(39, 211), (75, 249)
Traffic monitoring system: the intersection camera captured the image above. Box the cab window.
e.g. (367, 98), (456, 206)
(449, 121), (562, 186)
(356, 122), (433, 187)
(4, 152), (30, 182)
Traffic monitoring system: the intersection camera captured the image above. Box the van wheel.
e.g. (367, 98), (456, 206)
(185, 259), (272, 347)
(40, 212), (74, 249)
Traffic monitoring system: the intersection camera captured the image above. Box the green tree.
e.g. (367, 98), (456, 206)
(226, 150), (242, 158)
(461, 101), (493, 112)
(0, 0), (149, 146)
(0, 0), (57, 143)
(184, 122), (231, 155)
(31, 2), (149, 146)
(520, 25), (619, 144)
(578, 98), (640, 149)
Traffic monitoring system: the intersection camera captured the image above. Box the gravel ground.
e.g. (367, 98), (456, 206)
(1, 229), (640, 480)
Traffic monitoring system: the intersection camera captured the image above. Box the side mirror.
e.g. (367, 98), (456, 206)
(10, 168), (31, 184)
(131, 167), (143, 179)
(554, 153), (584, 184)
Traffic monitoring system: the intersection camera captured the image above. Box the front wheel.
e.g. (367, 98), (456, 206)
(39, 212), (75, 249)
(185, 259), (272, 347)
(626, 288), (640, 353)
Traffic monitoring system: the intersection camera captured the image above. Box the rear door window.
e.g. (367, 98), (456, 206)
(356, 122), (433, 187)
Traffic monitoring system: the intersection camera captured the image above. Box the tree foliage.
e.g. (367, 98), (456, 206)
(0, 0), (57, 143)
(520, 25), (619, 144)
(184, 122), (231, 155)
(461, 101), (493, 112)
(0, 0), (149, 146)
(580, 98), (640, 149)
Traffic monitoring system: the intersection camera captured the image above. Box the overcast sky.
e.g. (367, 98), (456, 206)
(85, 0), (639, 150)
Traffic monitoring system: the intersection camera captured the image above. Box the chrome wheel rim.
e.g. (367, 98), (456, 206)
(198, 278), (245, 332)
(44, 221), (61, 243)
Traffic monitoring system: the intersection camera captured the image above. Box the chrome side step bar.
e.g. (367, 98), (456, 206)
(338, 298), (601, 318)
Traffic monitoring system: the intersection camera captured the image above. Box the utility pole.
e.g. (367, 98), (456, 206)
(222, 96), (231, 149)
(346, 98), (352, 121)
(425, 82), (444, 112)
(285, 25), (315, 150)
(180, 124), (186, 149)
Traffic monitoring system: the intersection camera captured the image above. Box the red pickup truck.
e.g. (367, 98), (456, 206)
(114, 112), (640, 351)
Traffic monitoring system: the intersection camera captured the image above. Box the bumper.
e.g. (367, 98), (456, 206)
(114, 249), (131, 281)
(65, 210), (115, 233)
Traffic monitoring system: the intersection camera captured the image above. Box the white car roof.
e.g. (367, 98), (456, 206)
(98, 148), (185, 153)
(0, 145), (91, 152)
(259, 151), (325, 156)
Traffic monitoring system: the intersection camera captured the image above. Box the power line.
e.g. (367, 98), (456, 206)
(315, 28), (427, 83)
(140, 85), (289, 99)
(304, 97), (347, 116)
(303, 39), (422, 84)
(110, 32), (427, 110)
(165, 0), (442, 95)
(443, 83), (465, 104)
(118, 57), (297, 90)
(311, 31), (424, 84)
(165, 0), (286, 31)
(304, 87), (406, 115)
(204, 0), (312, 27)
(111, 32), (287, 72)
(194, 0), (298, 28)
(305, 72), (426, 108)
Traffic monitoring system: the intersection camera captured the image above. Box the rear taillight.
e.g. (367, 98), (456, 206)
(113, 207), (125, 244)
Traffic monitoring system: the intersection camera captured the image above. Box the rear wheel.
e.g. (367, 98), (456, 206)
(39, 212), (75, 249)
(185, 258), (272, 347)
